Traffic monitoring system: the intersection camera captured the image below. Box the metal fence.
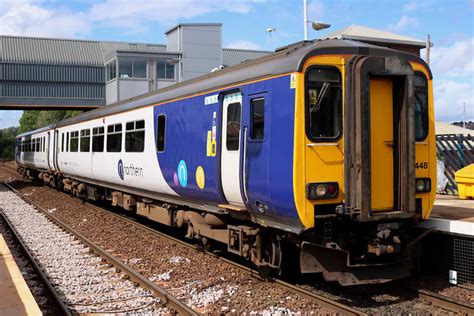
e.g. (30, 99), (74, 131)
(436, 134), (474, 195)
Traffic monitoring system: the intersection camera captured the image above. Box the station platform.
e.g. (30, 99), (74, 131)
(0, 232), (41, 316)
(419, 195), (474, 236)
(418, 195), (473, 236)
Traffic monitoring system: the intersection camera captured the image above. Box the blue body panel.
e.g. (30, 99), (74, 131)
(154, 75), (299, 222)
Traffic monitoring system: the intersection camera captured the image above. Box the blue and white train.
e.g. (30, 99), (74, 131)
(15, 39), (436, 285)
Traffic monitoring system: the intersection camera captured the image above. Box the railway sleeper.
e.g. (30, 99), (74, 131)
(25, 171), (285, 272)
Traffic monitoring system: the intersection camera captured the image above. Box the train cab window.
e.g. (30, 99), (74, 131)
(70, 131), (79, 152)
(80, 129), (91, 152)
(92, 127), (104, 152)
(226, 102), (241, 150)
(305, 67), (342, 142)
(156, 115), (166, 152)
(251, 98), (264, 140)
(107, 124), (122, 152)
(125, 120), (145, 152)
(414, 73), (429, 141)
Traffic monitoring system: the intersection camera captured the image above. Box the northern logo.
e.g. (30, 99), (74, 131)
(118, 159), (124, 180)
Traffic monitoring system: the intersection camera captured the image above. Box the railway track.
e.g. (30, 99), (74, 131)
(0, 211), (72, 315)
(2, 163), (472, 314)
(418, 289), (474, 315)
(1, 181), (196, 315)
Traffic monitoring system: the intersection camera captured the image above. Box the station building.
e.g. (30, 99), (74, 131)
(0, 23), (427, 110)
(0, 23), (269, 109)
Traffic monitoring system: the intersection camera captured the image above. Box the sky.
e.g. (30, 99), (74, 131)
(0, 0), (473, 128)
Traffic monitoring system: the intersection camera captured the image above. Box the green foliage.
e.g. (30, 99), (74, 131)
(0, 126), (20, 159)
(19, 110), (83, 133)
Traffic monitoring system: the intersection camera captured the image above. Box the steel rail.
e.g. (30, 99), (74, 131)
(61, 192), (365, 315)
(2, 181), (196, 316)
(1, 165), (365, 315)
(0, 211), (72, 316)
(418, 289), (474, 315)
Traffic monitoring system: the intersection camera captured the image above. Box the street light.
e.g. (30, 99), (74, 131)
(265, 27), (276, 50)
(303, 0), (331, 40)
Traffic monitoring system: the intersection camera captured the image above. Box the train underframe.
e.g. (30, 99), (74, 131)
(17, 166), (428, 286)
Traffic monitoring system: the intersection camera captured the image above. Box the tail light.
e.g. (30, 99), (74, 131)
(306, 182), (339, 200)
(415, 178), (431, 193)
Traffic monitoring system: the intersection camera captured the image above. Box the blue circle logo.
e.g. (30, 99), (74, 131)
(177, 160), (188, 188)
(118, 159), (124, 180)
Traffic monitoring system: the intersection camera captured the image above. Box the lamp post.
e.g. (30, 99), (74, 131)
(303, 0), (331, 40)
(266, 27), (276, 50)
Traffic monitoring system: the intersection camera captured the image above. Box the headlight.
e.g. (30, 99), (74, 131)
(306, 182), (338, 200)
(416, 178), (431, 193)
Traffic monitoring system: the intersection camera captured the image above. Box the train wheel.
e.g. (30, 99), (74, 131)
(262, 235), (282, 270)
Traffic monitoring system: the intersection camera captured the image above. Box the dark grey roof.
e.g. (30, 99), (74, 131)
(0, 35), (169, 66)
(0, 35), (270, 68)
(57, 39), (432, 128)
(0, 36), (104, 66)
(222, 48), (270, 67)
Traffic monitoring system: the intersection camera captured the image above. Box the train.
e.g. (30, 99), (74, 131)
(15, 39), (436, 286)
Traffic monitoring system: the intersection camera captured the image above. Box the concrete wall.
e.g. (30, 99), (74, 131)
(118, 79), (149, 101)
(106, 79), (118, 104)
(166, 24), (222, 81)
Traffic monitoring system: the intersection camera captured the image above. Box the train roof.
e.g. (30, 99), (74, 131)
(47, 39), (431, 128)
(17, 124), (56, 138)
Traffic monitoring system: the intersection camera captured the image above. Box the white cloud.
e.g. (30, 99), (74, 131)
(430, 38), (474, 79)
(0, 0), (262, 37)
(434, 79), (474, 122)
(0, 1), (90, 38)
(429, 37), (474, 122)
(403, 2), (418, 11)
(387, 15), (420, 33)
(226, 40), (262, 50)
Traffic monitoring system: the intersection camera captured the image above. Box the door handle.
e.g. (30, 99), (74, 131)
(384, 141), (394, 147)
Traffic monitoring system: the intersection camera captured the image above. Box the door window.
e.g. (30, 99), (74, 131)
(226, 102), (241, 151)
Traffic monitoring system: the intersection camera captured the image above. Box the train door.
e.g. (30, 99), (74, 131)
(47, 131), (56, 171)
(241, 92), (273, 214)
(220, 92), (245, 206)
(370, 78), (394, 211)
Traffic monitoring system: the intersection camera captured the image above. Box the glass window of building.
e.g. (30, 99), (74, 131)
(119, 58), (133, 78)
(157, 59), (174, 80)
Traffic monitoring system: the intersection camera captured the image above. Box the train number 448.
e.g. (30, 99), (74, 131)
(415, 162), (428, 169)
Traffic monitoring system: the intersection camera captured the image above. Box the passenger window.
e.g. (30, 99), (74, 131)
(66, 132), (69, 152)
(107, 124), (122, 152)
(92, 127), (105, 152)
(61, 133), (64, 152)
(125, 120), (145, 152)
(226, 102), (241, 151)
(70, 131), (79, 152)
(305, 67), (342, 141)
(43, 137), (46, 152)
(156, 115), (166, 152)
(251, 98), (264, 140)
(36, 139), (40, 152)
(414, 73), (428, 141)
(80, 129), (91, 152)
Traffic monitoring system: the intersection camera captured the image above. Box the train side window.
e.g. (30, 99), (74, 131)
(43, 136), (46, 152)
(226, 102), (241, 150)
(107, 124), (122, 152)
(156, 115), (166, 152)
(414, 73), (429, 141)
(61, 133), (64, 152)
(66, 132), (69, 152)
(305, 66), (342, 142)
(125, 120), (145, 152)
(36, 138), (40, 152)
(250, 97), (264, 140)
(70, 131), (79, 152)
(80, 129), (91, 152)
(92, 127), (104, 152)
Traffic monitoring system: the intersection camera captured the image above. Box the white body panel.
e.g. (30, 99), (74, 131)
(56, 107), (177, 197)
(17, 130), (50, 171)
(220, 92), (244, 205)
